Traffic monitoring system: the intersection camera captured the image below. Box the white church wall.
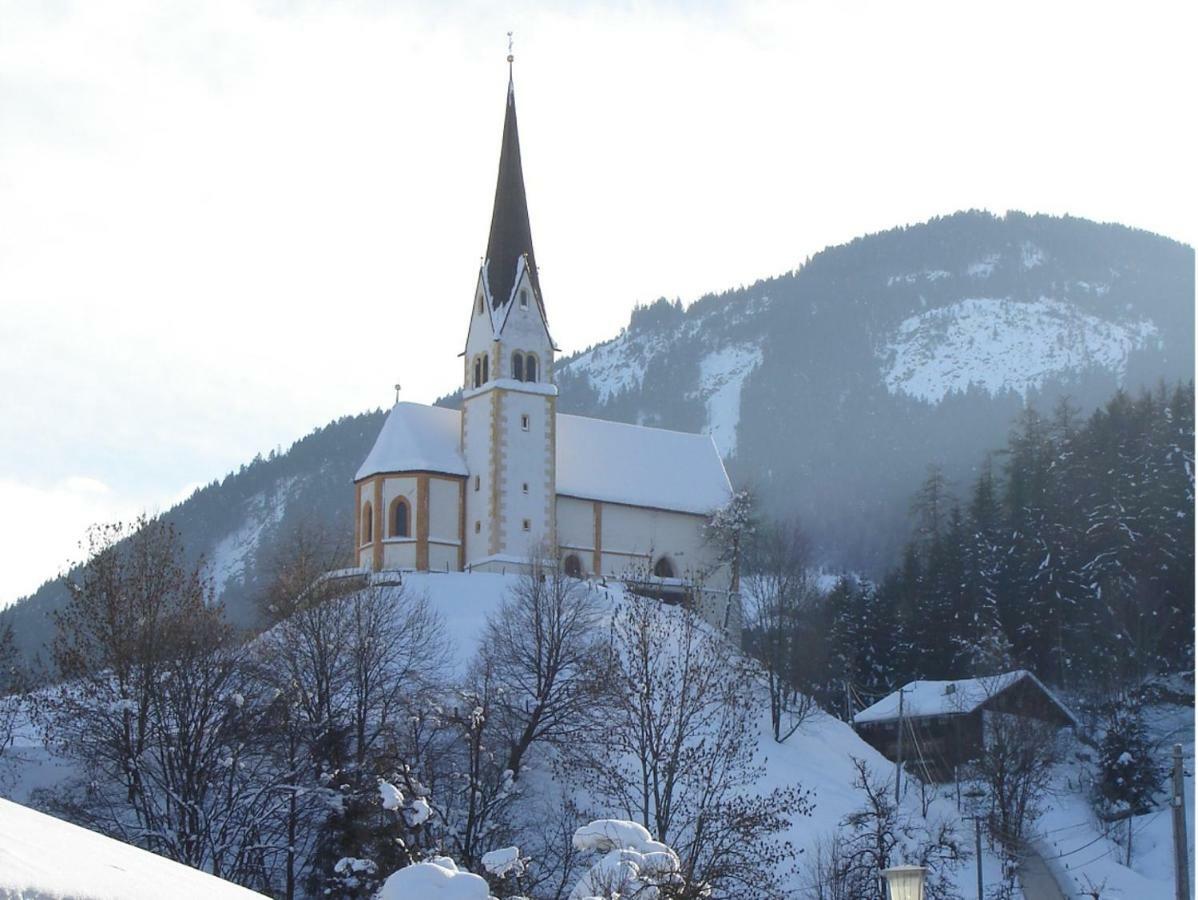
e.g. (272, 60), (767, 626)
(381, 541), (418, 570)
(427, 543), (459, 571)
(599, 503), (721, 586)
(497, 271), (554, 384)
(462, 394), (493, 564)
(428, 477), (461, 545)
(556, 496), (594, 563)
(494, 387), (554, 561)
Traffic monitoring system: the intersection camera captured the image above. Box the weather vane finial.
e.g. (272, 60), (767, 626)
(393, 382), (402, 405)
(506, 31), (514, 65)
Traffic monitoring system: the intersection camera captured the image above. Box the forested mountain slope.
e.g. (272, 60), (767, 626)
(2, 211), (1192, 661)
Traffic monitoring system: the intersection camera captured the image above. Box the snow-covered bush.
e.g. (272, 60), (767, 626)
(568, 819), (682, 899)
(376, 856), (496, 900)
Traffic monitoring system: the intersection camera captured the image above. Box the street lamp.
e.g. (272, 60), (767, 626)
(881, 865), (927, 900)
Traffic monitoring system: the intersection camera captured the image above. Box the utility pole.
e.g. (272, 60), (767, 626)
(895, 687), (906, 804)
(1172, 743), (1189, 900)
(974, 815), (984, 900)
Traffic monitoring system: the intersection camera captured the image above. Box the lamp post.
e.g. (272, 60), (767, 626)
(881, 865), (927, 900)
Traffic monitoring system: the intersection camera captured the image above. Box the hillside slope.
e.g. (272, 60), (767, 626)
(3, 211), (1192, 658)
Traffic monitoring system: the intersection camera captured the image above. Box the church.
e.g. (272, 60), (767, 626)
(353, 64), (738, 628)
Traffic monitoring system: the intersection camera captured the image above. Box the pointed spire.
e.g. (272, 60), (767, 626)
(483, 51), (541, 311)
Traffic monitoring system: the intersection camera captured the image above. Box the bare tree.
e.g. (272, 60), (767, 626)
(0, 621), (26, 787)
(742, 518), (823, 741)
(482, 549), (611, 779)
(819, 758), (964, 900)
(564, 595), (811, 898)
(968, 709), (1063, 851)
(37, 517), (289, 887)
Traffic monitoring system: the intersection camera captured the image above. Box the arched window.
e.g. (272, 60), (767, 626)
(362, 501), (373, 544)
(511, 351), (524, 381)
(390, 497), (410, 538)
(564, 554), (583, 578)
(473, 357), (481, 388)
(525, 354), (538, 382)
(482, 355), (489, 383)
(653, 556), (674, 578)
(476, 295), (484, 315)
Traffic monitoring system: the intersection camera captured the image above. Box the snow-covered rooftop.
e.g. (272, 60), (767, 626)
(0, 798), (268, 899)
(356, 402), (469, 480)
(556, 413), (732, 515)
(356, 403), (733, 517)
(852, 670), (1079, 727)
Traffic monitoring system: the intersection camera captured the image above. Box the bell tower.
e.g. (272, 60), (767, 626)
(461, 57), (557, 569)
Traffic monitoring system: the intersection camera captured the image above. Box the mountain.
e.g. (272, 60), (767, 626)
(548, 210), (1192, 568)
(3, 210), (1192, 661)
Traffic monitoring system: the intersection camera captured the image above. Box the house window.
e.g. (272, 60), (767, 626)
(473, 358), (481, 388)
(564, 554), (583, 578)
(474, 521), (481, 534)
(522, 519), (531, 532)
(482, 355), (489, 383)
(521, 414), (530, 431)
(474, 475), (480, 492)
(520, 288), (529, 309)
(389, 497), (410, 538)
(511, 352), (524, 381)
(653, 556), (675, 578)
(362, 501), (373, 543)
(522, 482), (529, 494)
(526, 355), (538, 382)
(476, 295), (484, 315)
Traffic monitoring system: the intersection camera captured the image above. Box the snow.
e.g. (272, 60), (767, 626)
(0, 797), (267, 899)
(887, 270), (951, 286)
(853, 670), (1079, 727)
(556, 413), (733, 515)
(480, 846), (524, 877)
(1021, 241), (1044, 269)
(379, 779), (403, 810)
(376, 856), (494, 900)
(967, 254), (1000, 278)
(569, 819), (680, 900)
(880, 297), (1160, 403)
(355, 402), (469, 481)
(405, 797), (432, 827)
(695, 343), (762, 457)
(207, 478), (294, 597)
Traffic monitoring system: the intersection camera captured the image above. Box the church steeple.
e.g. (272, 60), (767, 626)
(483, 66), (542, 313)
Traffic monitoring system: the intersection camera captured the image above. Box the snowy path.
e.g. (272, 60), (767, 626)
(1018, 845), (1070, 900)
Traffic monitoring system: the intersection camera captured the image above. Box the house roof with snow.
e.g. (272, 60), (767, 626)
(0, 798), (267, 900)
(852, 670), (1079, 728)
(356, 403), (733, 517)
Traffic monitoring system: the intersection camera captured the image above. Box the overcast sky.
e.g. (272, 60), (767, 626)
(1, 0), (1195, 606)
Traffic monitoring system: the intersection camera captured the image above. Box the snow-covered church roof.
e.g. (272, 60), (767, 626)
(555, 413), (732, 515)
(852, 670), (1079, 727)
(356, 403), (470, 480)
(357, 403), (733, 516)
